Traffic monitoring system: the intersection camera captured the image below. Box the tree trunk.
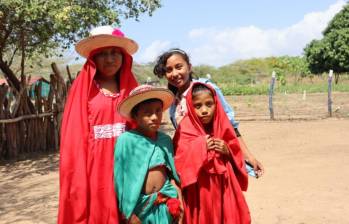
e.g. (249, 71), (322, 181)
(0, 58), (20, 91)
(335, 73), (339, 84)
(20, 30), (26, 84)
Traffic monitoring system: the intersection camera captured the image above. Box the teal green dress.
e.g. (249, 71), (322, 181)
(114, 130), (180, 223)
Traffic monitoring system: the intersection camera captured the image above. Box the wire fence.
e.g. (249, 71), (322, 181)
(230, 92), (349, 121)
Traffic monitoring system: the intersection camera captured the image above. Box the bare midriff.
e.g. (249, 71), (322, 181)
(142, 165), (168, 195)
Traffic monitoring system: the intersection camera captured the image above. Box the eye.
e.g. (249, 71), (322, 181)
(111, 52), (120, 57)
(166, 67), (173, 73)
(206, 101), (214, 107)
(175, 64), (183, 70)
(145, 112), (153, 116)
(97, 51), (107, 58)
(141, 108), (151, 115)
(193, 103), (202, 109)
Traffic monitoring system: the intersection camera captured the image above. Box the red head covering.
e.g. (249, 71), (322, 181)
(173, 82), (248, 190)
(58, 48), (138, 223)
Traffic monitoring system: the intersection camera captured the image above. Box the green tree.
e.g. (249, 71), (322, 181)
(193, 65), (217, 78)
(323, 3), (349, 34)
(0, 0), (161, 90)
(304, 3), (349, 83)
(275, 56), (310, 82)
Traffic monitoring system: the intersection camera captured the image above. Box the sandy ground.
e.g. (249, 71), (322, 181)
(1, 118), (348, 223)
(241, 119), (349, 224)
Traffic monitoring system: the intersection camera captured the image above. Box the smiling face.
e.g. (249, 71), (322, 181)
(192, 90), (216, 125)
(132, 99), (163, 138)
(94, 47), (123, 78)
(165, 54), (192, 93)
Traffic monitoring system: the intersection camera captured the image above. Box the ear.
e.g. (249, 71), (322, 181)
(130, 108), (138, 120)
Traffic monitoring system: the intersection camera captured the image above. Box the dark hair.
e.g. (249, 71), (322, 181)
(130, 98), (163, 118)
(192, 84), (214, 99)
(153, 48), (194, 94)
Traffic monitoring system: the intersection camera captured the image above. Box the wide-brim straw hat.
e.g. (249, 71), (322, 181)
(118, 85), (174, 120)
(75, 25), (138, 58)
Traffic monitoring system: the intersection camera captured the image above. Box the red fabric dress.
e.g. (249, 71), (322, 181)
(173, 83), (251, 224)
(58, 49), (138, 224)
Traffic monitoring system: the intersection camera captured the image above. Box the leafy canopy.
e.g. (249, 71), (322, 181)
(0, 0), (161, 88)
(0, 0), (160, 59)
(304, 3), (349, 76)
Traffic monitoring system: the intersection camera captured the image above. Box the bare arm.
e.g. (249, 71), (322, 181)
(238, 136), (264, 178)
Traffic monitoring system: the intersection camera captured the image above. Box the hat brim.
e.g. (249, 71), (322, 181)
(75, 34), (138, 58)
(118, 89), (174, 120)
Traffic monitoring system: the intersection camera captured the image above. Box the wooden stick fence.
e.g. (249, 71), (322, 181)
(0, 65), (343, 159)
(0, 63), (72, 160)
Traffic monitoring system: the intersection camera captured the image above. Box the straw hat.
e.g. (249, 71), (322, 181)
(75, 25), (138, 58)
(118, 85), (174, 120)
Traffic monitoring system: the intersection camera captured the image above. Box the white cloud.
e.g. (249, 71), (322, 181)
(136, 40), (171, 63)
(135, 0), (346, 66)
(188, 0), (346, 66)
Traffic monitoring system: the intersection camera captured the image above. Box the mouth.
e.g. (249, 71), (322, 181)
(172, 78), (183, 86)
(104, 64), (117, 69)
(199, 116), (211, 123)
(148, 123), (159, 127)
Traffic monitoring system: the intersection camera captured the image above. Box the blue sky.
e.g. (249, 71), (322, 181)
(73, 0), (347, 67)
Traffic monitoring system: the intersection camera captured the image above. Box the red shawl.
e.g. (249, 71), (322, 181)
(173, 82), (250, 224)
(58, 49), (138, 224)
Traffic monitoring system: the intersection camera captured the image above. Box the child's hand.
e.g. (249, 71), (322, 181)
(129, 214), (141, 224)
(205, 135), (215, 150)
(177, 203), (184, 224)
(212, 138), (229, 155)
(245, 157), (264, 178)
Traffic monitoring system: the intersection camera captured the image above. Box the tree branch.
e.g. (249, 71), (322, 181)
(8, 47), (19, 67)
(20, 30), (26, 80)
(0, 18), (13, 54)
(0, 58), (20, 90)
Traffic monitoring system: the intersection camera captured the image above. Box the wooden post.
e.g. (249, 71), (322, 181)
(66, 65), (73, 84)
(269, 71), (276, 120)
(206, 73), (212, 80)
(328, 70), (333, 117)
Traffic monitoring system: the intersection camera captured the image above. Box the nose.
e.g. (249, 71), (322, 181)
(150, 113), (159, 121)
(201, 107), (208, 115)
(171, 69), (180, 78)
(105, 54), (115, 62)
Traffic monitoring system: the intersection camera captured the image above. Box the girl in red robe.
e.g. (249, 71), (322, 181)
(58, 26), (138, 224)
(173, 83), (251, 224)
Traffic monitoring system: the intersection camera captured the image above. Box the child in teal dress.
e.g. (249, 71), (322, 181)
(114, 85), (183, 224)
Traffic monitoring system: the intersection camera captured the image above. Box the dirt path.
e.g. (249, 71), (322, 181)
(1, 118), (349, 223)
(241, 119), (349, 224)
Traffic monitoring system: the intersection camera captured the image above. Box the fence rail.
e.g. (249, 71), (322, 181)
(0, 63), (70, 160)
(1, 67), (348, 160)
(230, 91), (349, 121)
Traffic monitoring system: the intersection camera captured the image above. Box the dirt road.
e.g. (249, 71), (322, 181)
(1, 118), (349, 223)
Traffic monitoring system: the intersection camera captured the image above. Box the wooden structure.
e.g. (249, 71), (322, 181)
(0, 63), (72, 160)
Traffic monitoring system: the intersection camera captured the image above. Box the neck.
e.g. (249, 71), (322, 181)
(135, 127), (157, 140)
(177, 81), (191, 95)
(203, 122), (213, 134)
(95, 73), (117, 82)
(95, 73), (119, 93)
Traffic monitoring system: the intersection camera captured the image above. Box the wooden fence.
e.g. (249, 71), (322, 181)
(0, 63), (72, 160)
